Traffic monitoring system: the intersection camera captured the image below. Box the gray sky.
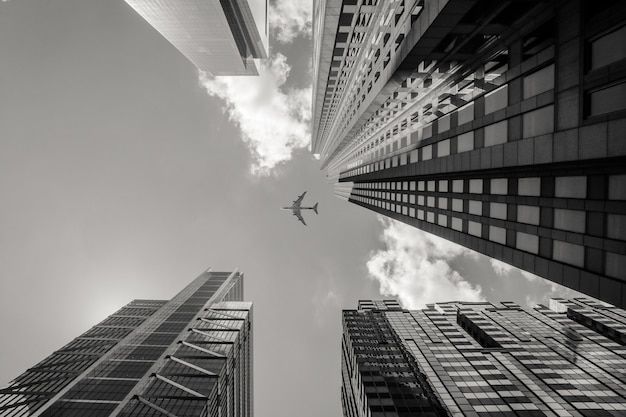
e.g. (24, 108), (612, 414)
(0, 1), (583, 416)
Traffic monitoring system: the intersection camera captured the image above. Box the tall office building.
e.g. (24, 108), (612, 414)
(124, 0), (268, 75)
(342, 298), (626, 417)
(312, 0), (626, 307)
(0, 269), (252, 417)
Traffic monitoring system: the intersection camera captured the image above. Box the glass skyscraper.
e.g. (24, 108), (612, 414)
(0, 269), (252, 417)
(124, 0), (268, 76)
(312, 0), (626, 307)
(343, 298), (626, 417)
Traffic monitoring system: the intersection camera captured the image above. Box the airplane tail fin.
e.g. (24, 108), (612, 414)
(313, 203), (319, 215)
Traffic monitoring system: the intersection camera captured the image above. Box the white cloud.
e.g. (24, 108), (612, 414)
(366, 217), (484, 309)
(490, 259), (514, 276)
(200, 53), (311, 175)
(521, 271), (540, 282)
(269, 0), (312, 44)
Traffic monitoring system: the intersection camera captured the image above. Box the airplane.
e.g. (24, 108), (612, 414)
(281, 191), (318, 226)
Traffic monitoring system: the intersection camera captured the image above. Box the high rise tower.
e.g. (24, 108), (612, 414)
(312, 0), (626, 308)
(124, 0), (268, 76)
(0, 269), (252, 417)
(342, 298), (626, 417)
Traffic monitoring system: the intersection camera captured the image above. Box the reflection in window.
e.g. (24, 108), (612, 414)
(457, 132), (474, 153)
(523, 105), (554, 138)
(606, 253), (626, 280)
(468, 221), (482, 237)
(469, 179), (483, 194)
(517, 205), (540, 225)
(490, 203), (507, 220)
(590, 25), (626, 70)
(516, 232), (539, 254)
(491, 179), (507, 195)
(489, 226), (506, 244)
(518, 177), (541, 196)
(523, 64), (555, 99)
(554, 209), (586, 233)
(469, 201), (482, 216)
(553, 241), (585, 268)
(484, 120), (508, 147)
(458, 102), (474, 125)
(555, 176), (587, 199)
(485, 85), (508, 114)
(589, 83), (626, 116)
(607, 214), (626, 240)
(453, 179), (464, 193)
(439, 114), (451, 132)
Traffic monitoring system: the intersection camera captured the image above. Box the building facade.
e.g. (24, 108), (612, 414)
(312, 0), (626, 307)
(0, 269), (252, 417)
(124, 0), (268, 76)
(343, 298), (626, 417)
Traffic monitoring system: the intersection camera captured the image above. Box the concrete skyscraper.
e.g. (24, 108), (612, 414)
(0, 269), (252, 417)
(343, 298), (626, 417)
(312, 0), (626, 308)
(124, 0), (268, 75)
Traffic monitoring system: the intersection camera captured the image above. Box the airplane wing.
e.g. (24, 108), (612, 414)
(292, 209), (307, 226)
(292, 191), (307, 208)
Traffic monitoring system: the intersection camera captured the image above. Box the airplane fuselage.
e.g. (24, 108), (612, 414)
(281, 206), (317, 211)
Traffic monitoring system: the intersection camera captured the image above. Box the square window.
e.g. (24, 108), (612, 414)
(606, 252), (626, 279)
(489, 226), (506, 244)
(491, 178), (507, 195)
(438, 214), (448, 227)
(427, 212), (435, 223)
(485, 85), (508, 114)
(458, 102), (474, 125)
(453, 179), (464, 193)
(554, 209), (586, 233)
(468, 221), (482, 237)
(490, 202), (507, 220)
(439, 180), (448, 192)
(457, 131), (474, 153)
(555, 176), (587, 199)
(518, 178), (541, 196)
(523, 64), (555, 99)
(516, 232), (539, 254)
(553, 241), (584, 267)
(517, 205), (540, 225)
(452, 217), (463, 231)
(484, 120), (508, 147)
(469, 201), (482, 215)
(438, 139), (451, 157)
(452, 199), (463, 212)
(422, 145), (433, 160)
(607, 214), (626, 240)
(438, 197), (448, 209)
(523, 105), (554, 138)
(609, 175), (626, 200)
(428, 181), (435, 191)
(469, 179), (483, 194)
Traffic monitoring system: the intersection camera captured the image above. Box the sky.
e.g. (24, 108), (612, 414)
(0, 1), (584, 416)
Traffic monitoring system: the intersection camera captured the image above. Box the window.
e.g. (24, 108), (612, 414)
(439, 180), (448, 192)
(468, 221), (482, 237)
(516, 232), (539, 254)
(410, 181), (416, 191)
(409, 207), (416, 217)
(518, 178), (541, 196)
(606, 253), (626, 280)
(517, 205), (540, 225)
(523, 64), (555, 99)
(555, 176), (587, 199)
(553, 241), (584, 267)
(452, 199), (463, 212)
(523, 105), (554, 138)
(438, 197), (448, 209)
(427, 212), (435, 223)
(554, 209), (586, 233)
(489, 226), (506, 244)
(409, 195), (416, 204)
(590, 25), (626, 70)
(491, 178), (507, 195)
(485, 85), (508, 114)
(457, 132), (474, 153)
(490, 202), (507, 220)
(418, 196), (424, 205)
(452, 217), (463, 231)
(469, 201), (483, 215)
(418, 209), (425, 220)
(438, 214), (447, 227)
(428, 181), (436, 191)
(427, 196), (435, 207)
(422, 145), (432, 160)
(438, 139), (451, 157)
(439, 113), (451, 132)
(469, 179), (483, 194)
(607, 214), (626, 240)
(589, 83), (626, 116)
(458, 102), (474, 125)
(484, 120), (508, 147)
(452, 179), (464, 193)
(418, 181), (425, 191)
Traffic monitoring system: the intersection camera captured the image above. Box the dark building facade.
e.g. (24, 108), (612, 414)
(343, 298), (626, 417)
(0, 269), (252, 417)
(312, 0), (626, 307)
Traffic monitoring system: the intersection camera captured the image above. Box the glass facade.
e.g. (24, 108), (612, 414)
(0, 270), (252, 417)
(343, 298), (626, 417)
(312, 0), (626, 308)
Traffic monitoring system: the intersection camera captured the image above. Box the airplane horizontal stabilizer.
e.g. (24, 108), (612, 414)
(313, 203), (319, 215)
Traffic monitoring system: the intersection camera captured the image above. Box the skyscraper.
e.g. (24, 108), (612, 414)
(0, 269), (252, 417)
(312, 0), (626, 307)
(124, 0), (268, 76)
(343, 298), (626, 417)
